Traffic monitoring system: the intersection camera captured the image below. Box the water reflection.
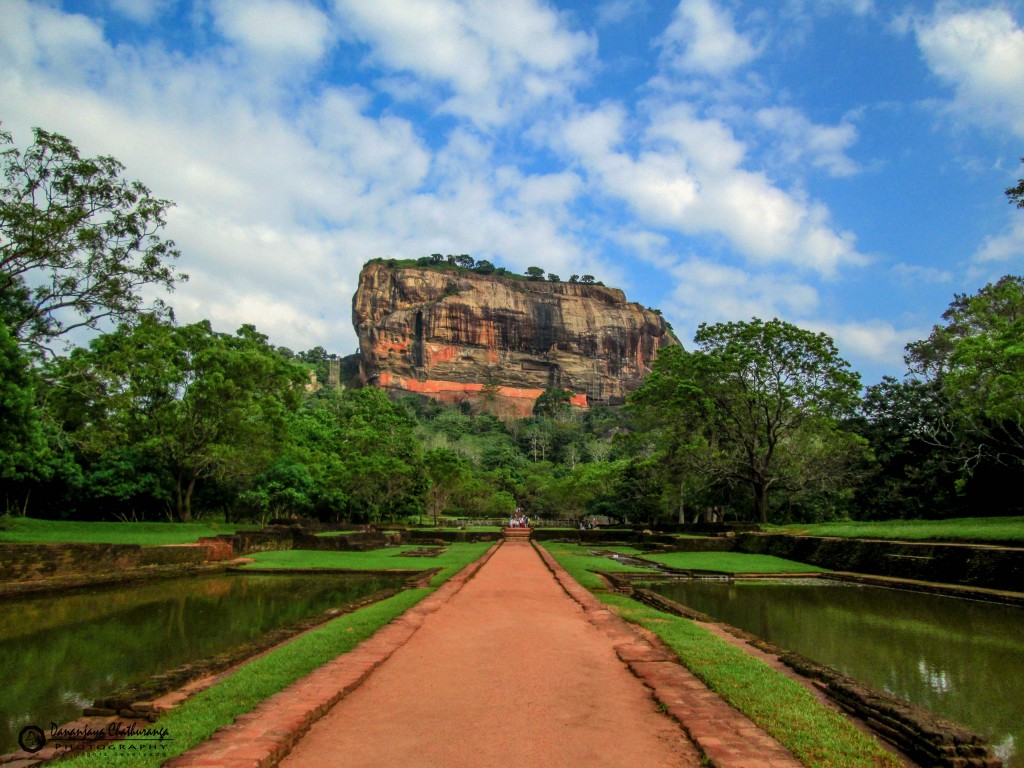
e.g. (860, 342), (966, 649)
(0, 572), (403, 755)
(642, 579), (1024, 768)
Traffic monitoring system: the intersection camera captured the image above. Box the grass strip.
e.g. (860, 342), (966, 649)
(56, 543), (490, 767)
(768, 515), (1024, 543)
(644, 551), (828, 574)
(242, 543), (491, 586)
(542, 543), (900, 768)
(539, 541), (659, 590)
(0, 517), (245, 545)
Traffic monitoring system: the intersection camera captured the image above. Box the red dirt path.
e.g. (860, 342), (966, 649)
(280, 541), (700, 767)
(168, 541), (804, 768)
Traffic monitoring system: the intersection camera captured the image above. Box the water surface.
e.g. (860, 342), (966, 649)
(0, 572), (403, 754)
(642, 578), (1024, 767)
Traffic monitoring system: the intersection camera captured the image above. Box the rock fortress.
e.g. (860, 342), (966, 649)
(352, 259), (679, 417)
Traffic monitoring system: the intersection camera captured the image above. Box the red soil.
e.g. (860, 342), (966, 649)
(279, 541), (701, 768)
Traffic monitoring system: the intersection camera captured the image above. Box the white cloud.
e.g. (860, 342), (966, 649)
(755, 106), (860, 177)
(596, 0), (646, 27)
(821, 319), (915, 370)
(915, 6), (1024, 137)
(0, 1), (108, 82)
(972, 215), (1024, 264)
(332, 0), (595, 125)
(891, 263), (953, 284)
(212, 0), (333, 62)
(666, 257), (820, 330)
(558, 103), (864, 276)
(658, 0), (759, 77)
(1, 0), (606, 355)
(109, 0), (173, 25)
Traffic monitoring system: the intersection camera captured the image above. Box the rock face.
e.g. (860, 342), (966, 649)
(352, 262), (678, 416)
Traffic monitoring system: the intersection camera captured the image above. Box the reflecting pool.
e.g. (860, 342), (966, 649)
(0, 572), (404, 754)
(642, 578), (1024, 767)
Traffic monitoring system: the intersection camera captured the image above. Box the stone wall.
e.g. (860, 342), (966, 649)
(0, 528), (294, 594)
(735, 534), (1024, 592)
(0, 542), (146, 583)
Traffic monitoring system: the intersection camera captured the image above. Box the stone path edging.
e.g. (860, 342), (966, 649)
(164, 543), (501, 768)
(532, 542), (804, 768)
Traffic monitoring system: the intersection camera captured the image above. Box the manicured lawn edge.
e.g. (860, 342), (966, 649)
(541, 543), (901, 768)
(642, 551), (829, 574)
(56, 543), (491, 767)
(0, 517), (247, 545)
(767, 515), (1024, 544)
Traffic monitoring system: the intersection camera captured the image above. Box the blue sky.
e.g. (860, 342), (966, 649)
(3, 0), (1024, 384)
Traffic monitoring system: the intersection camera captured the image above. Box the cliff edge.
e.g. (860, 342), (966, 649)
(352, 261), (678, 416)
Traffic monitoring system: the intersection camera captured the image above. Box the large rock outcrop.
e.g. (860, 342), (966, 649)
(352, 262), (678, 417)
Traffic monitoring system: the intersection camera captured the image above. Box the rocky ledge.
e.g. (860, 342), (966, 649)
(352, 262), (678, 416)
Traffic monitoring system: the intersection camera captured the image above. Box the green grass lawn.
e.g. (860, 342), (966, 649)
(539, 542), (659, 589)
(242, 543), (493, 587)
(644, 551), (828, 574)
(541, 543), (898, 768)
(0, 517), (246, 545)
(56, 542), (491, 768)
(768, 516), (1024, 543)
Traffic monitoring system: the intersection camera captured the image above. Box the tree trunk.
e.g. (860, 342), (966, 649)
(175, 472), (195, 522)
(677, 480), (686, 524)
(753, 482), (768, 524)
(184, 475), (197, 521)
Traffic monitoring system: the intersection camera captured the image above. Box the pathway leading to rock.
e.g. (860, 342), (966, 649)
(169, 542), (804, 768)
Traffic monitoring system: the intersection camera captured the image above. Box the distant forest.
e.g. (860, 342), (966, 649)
(4, 125), (1024, 526)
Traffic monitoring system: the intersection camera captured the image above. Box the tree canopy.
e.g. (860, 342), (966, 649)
(631, 319), (863, 523)
(1, 126), (185, 353)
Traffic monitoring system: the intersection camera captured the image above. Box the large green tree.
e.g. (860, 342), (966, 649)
(424, 447), (471, 525)
(1, 125), (184, 352)
(853, 376), (959, 519)
(904, 276), (1024, 510)
(632, 319), (863, 523)
(45, 317), (303, 521)
(321, 387), (426, 522)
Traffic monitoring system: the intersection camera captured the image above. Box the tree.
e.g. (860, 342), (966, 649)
(455, 254), (474, 269)
(473, 259), (495, 274)
(1, 125), (185, 352)
(45, 317), (304, 521)
(0, 321), (54, 512)
(904, 276), (1024, 506)
(532, 386), (573, 418)
(547, 273), (560, 282)
(631, 319), (862, 523)
(1007, 157), (1024, 209)
(324, 387), (426, 522)
(424, 447), (470, 525)
(853, 376), (960, 519)
(525, 266), (545, 281)
(580, 274), (595, 284)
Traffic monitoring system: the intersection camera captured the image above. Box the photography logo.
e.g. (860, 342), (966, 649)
(18, 725), (46, 753)
(17, 722), (173, 756)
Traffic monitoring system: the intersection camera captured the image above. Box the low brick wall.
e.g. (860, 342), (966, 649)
(735, 533), (1024, 592)
(295, 531), (402, 551)
(0, 542), (143, 582)
(783, 653), (1002, 768)
(404, 530), (500, 545)
(0, 529), (284, 594)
